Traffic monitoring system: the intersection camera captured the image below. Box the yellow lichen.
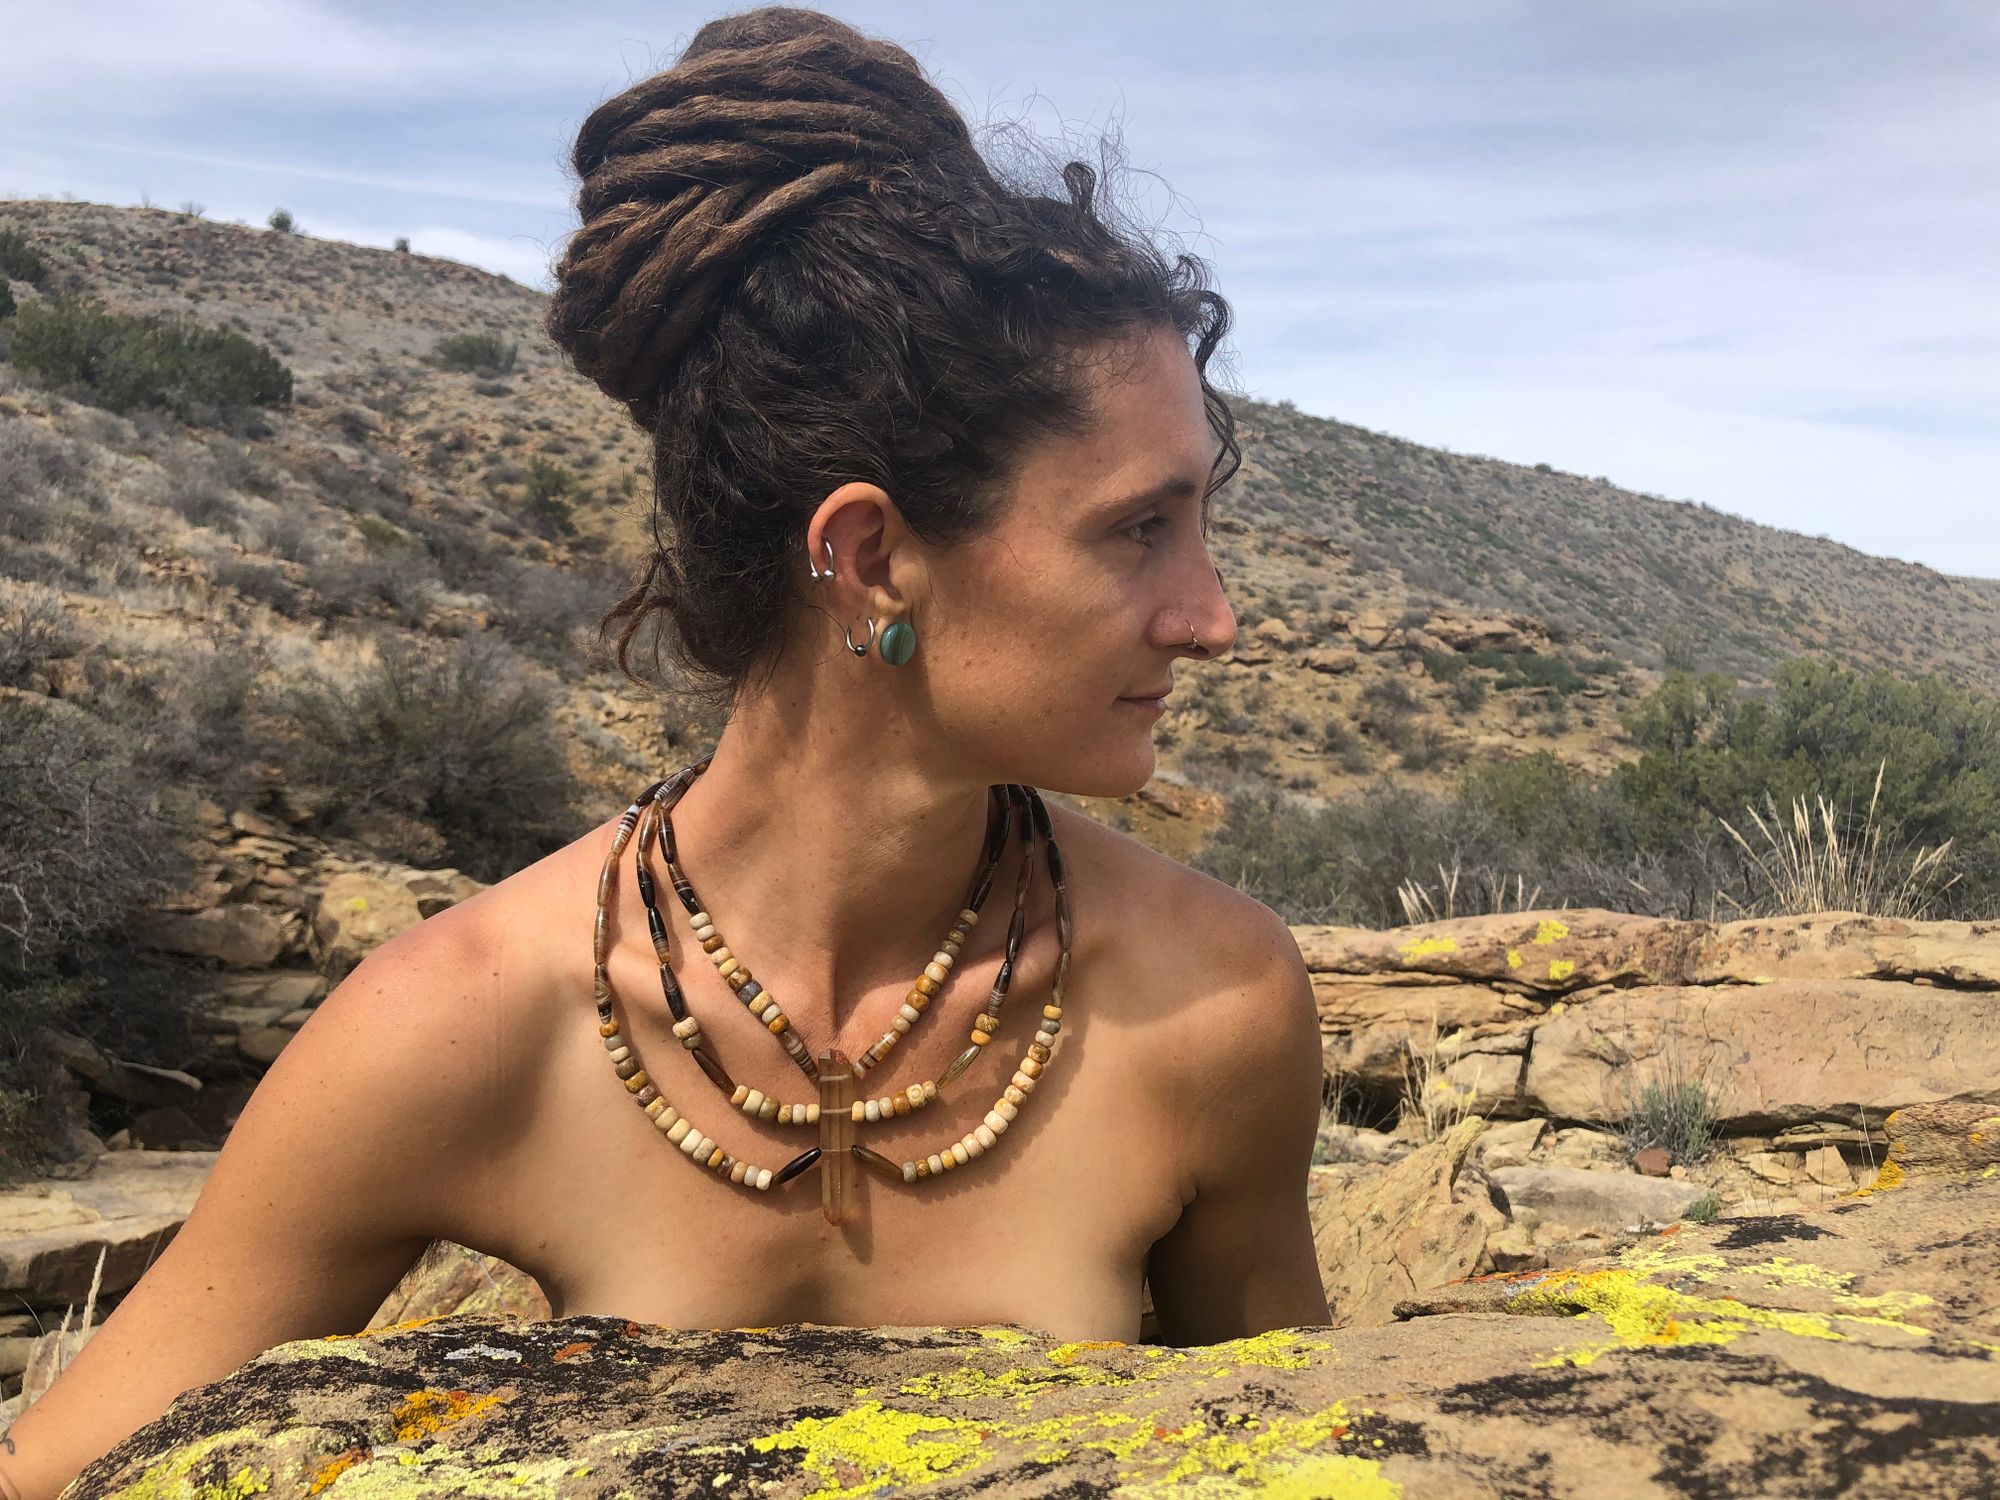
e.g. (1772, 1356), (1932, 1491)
(1397, 934), (1458, 961)
(388, 1388), (508, 1442)
(1506, 948), (1523, 969)
(95, 1428), (278, 1500)
(1548, 959), (1575, 982)
(749, 1394), (1397, 1499)
(1530, 918), (1569, 945)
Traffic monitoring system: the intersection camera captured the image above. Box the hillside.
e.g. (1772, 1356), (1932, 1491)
(4, 197), (1997, 874)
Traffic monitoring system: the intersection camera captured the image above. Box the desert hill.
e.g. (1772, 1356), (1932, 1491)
(4, 197), (1996, 865)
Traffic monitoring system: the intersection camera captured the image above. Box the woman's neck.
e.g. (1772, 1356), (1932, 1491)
(661, 682), (1016, 1037)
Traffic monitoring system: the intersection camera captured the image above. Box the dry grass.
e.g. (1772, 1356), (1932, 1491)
(1717, 759), (1961, 919)
(1395, 856), (1543, 925)
(1397, 1002), (1488, 1144)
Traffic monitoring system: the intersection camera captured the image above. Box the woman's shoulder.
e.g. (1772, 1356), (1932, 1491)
(1046, 794), (1285, 952)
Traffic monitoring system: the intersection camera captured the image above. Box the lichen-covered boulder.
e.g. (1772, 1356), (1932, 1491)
(64, 1104), (2000, 1498)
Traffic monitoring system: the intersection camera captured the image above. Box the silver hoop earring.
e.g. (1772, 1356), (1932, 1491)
(844, 616), (877, 657)
(807, 537), (836, 583)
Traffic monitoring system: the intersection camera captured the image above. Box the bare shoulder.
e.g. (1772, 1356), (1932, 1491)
(1045, 796), (1302, 999)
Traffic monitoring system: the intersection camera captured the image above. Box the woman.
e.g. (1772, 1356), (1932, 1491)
(0, 8), (1327, 1495)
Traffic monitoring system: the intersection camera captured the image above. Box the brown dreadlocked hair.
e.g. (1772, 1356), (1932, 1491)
(545, 5), (1239, 711)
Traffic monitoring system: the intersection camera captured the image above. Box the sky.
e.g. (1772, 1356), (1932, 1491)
(4, 1), (1996, 579)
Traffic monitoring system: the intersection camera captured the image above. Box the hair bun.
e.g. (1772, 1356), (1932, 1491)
(547, 5), (985, 413)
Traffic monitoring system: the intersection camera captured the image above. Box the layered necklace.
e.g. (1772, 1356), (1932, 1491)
(592, 753), (1074, 1225)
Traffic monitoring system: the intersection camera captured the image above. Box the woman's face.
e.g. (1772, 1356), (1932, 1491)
(917, 322), (1239, 799)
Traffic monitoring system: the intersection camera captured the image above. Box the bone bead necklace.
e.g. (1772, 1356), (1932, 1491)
(592, 756), (1074, 1224)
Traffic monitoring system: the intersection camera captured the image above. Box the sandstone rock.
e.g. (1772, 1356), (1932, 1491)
(1487, 1165), (1708, 1236)
(1690, 911), (2000, 989)
(40, 1032), (201, 1111)
(1520, 977), (1999, 1130)
(132, 903), (287, 968)
(228, 809), (285, 838)
(1541, 1125), (1627, 1169)
(1425, 613), (1542, 653)
(1310, 1114), (1491, 1328)
(1251, 616), (1307, 649)
(72, 1106), (2000, 1499)
(1632, 1146), (1671, 1176)
(0, 1150), (212, 1305)
(403, 867), (486, 918)
(128, 1107), (210, 1151)
(1297, 907), (1700, 994)
(366, 1242), (550, 1330)
(309, 870), (424, 978)
(1300, 645), (1359, 674)
(238, 1024), (296, 1065)
(1311, 1124), (1412, 1166)
(1468, 1116), (1546, 1168)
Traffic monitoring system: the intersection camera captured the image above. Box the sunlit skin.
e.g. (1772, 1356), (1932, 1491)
(0, 328), (1298, 1500)
(668, 322), (1239, 1034)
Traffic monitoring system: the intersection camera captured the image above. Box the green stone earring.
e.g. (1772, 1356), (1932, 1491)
(876, 618), (916, 666)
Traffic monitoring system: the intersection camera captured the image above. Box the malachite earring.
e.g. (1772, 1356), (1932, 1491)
(877, 618), (916, 666)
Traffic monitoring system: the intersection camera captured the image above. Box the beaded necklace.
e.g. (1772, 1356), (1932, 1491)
(592, 755), (1074, 1224)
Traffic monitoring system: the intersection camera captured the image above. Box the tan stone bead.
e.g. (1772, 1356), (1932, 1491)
(754, 1167), (773, 1190)
(994, 1098), (1019, 1122)
(1029, 1042), (1051, 1064)
(962, 1134), (985, 1159)
(942, 940), (962, 958)
(654, 1107), (680, 1132)
(667, 1119), (692, 1144)
(1021, 1056), (1044, 1078)
(851, 1101), (866, 1123)
(924, 961), (949, 984)
(690, 911), (711, 928)
(984, 1110), (1008, 1135)
(916, 975), (940, 997)
(892, 1095), (911, 1117)
(728, 970), (749, 991)
(927, 1153), (945, 1175)
(758, 1001), (781, 1023)
(624, 1070), (650, 1094)
(865, 1099), (882, 1123)
(745, 1089), (766, 1115)
(701, 935), (724, 953)
(607, 1044), (632, 1064)
(1003, 1086), (1025, 1106)
(906, 1084), (926, 1110)
(731, 1084), (751, 1106)
(758, 1096), (779, 1120)
(922, 1081), (938, 1101)
(916, 1159), (931, 1179)
(891, 1015), (912, 1035)
(718, 957), (741, 979)
(615, 1058), (641, 1080)
(1011, 1071), (1036, 1093)
(970, 1030), (992, 1047)
(768, 1015), (789, 1034)
(974, 1124), (997, 1149)
(960, 909), (979, 927)
(706, 1144), (726, 1169)
(948, 1143), (969, 1167)
(976, 1014), (1001, 1034)
(730, 1161), (750, 1183)
(938, 1149), (957, 1172)
(598, 1020), (620, 1038)
(806, 1104), (821, 1124)
(645, 1098), (669, 1120)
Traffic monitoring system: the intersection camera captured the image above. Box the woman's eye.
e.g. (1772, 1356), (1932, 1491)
(1121, 515), (1169, 547)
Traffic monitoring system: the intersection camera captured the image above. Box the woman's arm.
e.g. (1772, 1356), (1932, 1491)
(1145, 906), (1331, 1345)
(0, 910), (506, 1499)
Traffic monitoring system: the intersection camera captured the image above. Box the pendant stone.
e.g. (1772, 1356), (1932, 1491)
(818, 1047), (858, 1224)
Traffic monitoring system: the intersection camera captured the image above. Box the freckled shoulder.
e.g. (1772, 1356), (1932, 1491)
(1042, 799), (1284, 1018)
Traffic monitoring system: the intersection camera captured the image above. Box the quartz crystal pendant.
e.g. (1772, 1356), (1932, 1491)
(818, 1047), (858, 1224)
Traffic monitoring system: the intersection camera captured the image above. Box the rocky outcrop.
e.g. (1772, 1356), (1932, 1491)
(60, 1101), (2000, 1500)
(1307, 910), (1999, 1220)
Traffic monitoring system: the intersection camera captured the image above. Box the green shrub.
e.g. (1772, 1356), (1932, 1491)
(268, 207), (297, 233)
(0, 228), (48, 285)
(522, 455), (578, 537)
(429, 330), (517, 377)
(272, 633), (583, 881)
(1617, 1064), (1719, 1164)
(10, 293), (292, 422)
(1680, 1191), (1723, 1224)
(0, 279), (15, 321)
(394, 236), (411, 253)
